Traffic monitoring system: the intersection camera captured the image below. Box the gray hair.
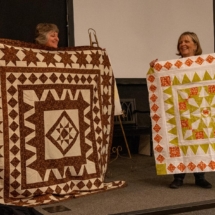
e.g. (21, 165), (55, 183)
(35, 23), (59, 45)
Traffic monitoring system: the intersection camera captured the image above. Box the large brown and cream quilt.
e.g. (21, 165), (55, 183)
(0, 39), (125, 206)
(147, 54), (215, 175)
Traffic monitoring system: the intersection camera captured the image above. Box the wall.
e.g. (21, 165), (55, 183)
(73, 0), (214, 78)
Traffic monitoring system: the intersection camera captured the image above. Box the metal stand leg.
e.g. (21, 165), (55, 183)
(118, 115), (131, 158)
(110, 115), (131, 163)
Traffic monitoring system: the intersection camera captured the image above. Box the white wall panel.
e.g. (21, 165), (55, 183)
(73, 0), (214, 78)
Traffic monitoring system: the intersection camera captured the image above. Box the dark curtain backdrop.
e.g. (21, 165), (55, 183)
(0, 0), (74, 47)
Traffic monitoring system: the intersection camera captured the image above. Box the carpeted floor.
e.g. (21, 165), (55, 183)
(33, 154), (215, 215)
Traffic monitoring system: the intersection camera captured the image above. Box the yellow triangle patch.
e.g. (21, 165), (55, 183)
(163, 87), (172, 95)
(182, 74), (191, 84)
(147, 67), (154, 75)
(203, 71), (212, 81)
(172, 76), (181, 85)
(190, 145), (199, 154)
(167, 117), (176, 125)
(200, 144), (209, 153)
(210, 143), (215, 151)
(156, 164), (167, 175)
(166, 107), (175, 115)
(168, 127), (177, 135)
(180, 145), (189, 155)
(192, 72), (201, 82)
(169, 137), (178, 145)
(164, 98), (174, 105)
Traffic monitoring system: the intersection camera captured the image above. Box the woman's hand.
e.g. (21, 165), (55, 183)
(149, 59), (158, 68)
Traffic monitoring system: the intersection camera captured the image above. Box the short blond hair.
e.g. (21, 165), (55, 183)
(176, 31), (202, 56)
(35, 23), (59, 45)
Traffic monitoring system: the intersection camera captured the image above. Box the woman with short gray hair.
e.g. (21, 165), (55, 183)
(35, 23), (59, 48)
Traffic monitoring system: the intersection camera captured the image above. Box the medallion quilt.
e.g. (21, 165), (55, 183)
(0, 39), (125, 206)
(147, 54), (215, 175)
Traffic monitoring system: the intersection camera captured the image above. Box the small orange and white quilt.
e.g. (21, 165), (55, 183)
(147, 54), (215, 175)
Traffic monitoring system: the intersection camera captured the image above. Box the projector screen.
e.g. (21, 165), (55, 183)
(73, 0), (214, 78)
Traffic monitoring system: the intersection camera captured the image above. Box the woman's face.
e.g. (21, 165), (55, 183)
(45, 31), (59, 48)
(178, 35), (197, 57)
